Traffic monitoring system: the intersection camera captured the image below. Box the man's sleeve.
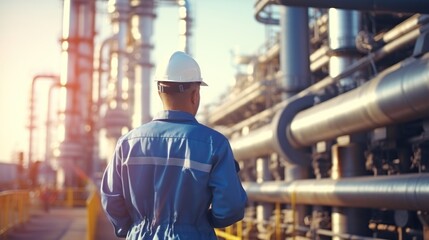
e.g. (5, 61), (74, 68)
(208, 139), (248, 228)
(100, 143), (132, 238)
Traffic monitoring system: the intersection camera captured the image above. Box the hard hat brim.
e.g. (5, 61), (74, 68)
(155, 78), (208, 86)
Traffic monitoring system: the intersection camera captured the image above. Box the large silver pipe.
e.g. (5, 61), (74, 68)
(289, 53), (429, 148)
(231, 95), (314, 164)
(224, 15), (424, 138)
(231, 53), (429, 162)
(274, 0), (429, 14)
(232, 124), (273, 161)
(243, 173), (429, 211)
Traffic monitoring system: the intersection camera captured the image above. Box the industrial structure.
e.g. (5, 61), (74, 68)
(4, 0), (429, 239)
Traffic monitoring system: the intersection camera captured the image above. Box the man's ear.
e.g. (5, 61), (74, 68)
(190, 89), (198, 105)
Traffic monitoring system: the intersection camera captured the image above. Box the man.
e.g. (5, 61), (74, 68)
(100, 51), (247, 239)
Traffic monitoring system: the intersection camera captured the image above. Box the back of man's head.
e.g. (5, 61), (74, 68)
(155, 51), (206, 115)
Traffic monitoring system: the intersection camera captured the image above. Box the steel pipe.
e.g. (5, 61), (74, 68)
(254, 0), (429, 25)
(224, 15), (424, 138)
(130, 0), (156, 124)
(28, 75), (60, 167)
(289, 53), (429, 148)
(297, 25), (423, 98)
(378, 14), (429, 43)
(279, 6), (311, 96)
(178, 0), (192, 55)
(275, 0), (429, 14)
(231, 95), (314, 165)
(243, 173), (429, 211)
(230, 52), (429, 163)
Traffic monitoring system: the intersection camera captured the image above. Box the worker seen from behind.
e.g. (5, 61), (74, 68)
(100, 51), (247, 239)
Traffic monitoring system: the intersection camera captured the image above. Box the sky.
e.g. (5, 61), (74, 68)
(0, 0), (266, 163)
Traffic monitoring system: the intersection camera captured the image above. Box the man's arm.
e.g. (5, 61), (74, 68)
(100, 145), (132, 238)
(208, 139), (247, 228)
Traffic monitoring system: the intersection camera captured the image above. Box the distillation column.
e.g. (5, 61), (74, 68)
(130, 0), (156, 125)
(103, 0), (132, 153)
(57, 0), (95, 187)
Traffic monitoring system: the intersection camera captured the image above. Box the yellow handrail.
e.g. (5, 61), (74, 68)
(0, 190), (31, 237)
(215, 221), (243, 240)
(86, 190), (101, 240)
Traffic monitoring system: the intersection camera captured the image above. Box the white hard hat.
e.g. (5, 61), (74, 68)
(154, 51), (208, 86)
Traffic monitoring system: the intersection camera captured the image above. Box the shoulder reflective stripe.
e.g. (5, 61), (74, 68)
(125, 156), (212, 173)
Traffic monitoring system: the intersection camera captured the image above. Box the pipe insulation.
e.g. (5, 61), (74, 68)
(243, 173), (429, 211)
(224, 15), (425, 137)
(289, 53), (429, 148)
(231, 53), (429, 163)
(275, 0), (429, 14)
(231, 95), (315, 165)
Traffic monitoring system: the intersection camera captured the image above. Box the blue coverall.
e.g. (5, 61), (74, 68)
(100, 110), (247, 239)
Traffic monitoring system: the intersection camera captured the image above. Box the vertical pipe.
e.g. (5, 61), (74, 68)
(28, 75), (59, 167)
(60, 0), (79, 142)
(92, 36), (115, 176)
(130, 0), (156, 125)
(279, 6), (311, 99)
(58, 0), (81, 188)
(256, 157), (274, 236)
(178, 0), (192, 55)
(279, 6), (311, 236)
(328, 9), (360, 89)
(57, 0), (95, 187)
(79, 0), (96, 179)
(331, 142), (371, 238)
(284, 162), (308, 236)
(328, 8), (363, 239)
(104, 0), (131, 149)
(108, 0), (129, 105)
(45, 82), (61, 166)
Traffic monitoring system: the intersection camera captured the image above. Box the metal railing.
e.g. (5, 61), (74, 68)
(86, 189), (101, 240)
(0, 190), (31, 238)
(0, 187), (98, 239)
(215, 221), (243, 240)
(0, 187), (262, 240)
